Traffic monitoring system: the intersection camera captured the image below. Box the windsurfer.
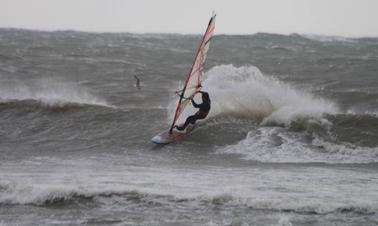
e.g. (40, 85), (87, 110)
(175, 91), (211, 131)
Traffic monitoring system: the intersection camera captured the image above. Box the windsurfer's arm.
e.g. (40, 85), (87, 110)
(191, 98), (199, 108)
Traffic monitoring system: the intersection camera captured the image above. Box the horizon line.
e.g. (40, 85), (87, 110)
(1, 27), (378, 39)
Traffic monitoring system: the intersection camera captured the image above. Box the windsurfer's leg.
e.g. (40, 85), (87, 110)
(186, 115), (198, 125)
(177, 115), (198, 130)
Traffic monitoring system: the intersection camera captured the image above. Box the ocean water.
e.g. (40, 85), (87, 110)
(0, 29), (377, 226)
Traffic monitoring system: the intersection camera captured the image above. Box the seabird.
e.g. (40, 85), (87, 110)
(134, 75), (141, 90)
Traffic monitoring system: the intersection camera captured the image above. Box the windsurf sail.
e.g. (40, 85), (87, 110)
(169, 13), (216, 132)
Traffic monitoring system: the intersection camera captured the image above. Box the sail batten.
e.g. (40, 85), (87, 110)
(169, 14), (216, 132)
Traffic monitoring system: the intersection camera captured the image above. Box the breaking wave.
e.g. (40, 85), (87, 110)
(203, 65), (338, 124)
(217, 126), (378, 164)
(201, 65), (378, 163)
(299, 34), (356, 43)
(0, 78), (110, 107)
(0, 181), (375, 216)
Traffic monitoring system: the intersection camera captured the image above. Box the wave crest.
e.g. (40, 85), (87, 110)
(1, 181), (375, 216)
(217, 124), (378, 164)
(0, 78), (110, 107)
(203, 65), (338, 124)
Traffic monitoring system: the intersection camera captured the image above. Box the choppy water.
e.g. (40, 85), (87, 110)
(0, 29), (377, 226)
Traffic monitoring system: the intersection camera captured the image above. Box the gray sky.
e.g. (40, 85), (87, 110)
(1, 0), (378, 37)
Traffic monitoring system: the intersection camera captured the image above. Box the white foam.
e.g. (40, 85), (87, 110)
(0, 78), (110, 107)
(347, 109), (378, 117)
(218, 126), (378, 164)
(300, 34), (355, 43)
(201, 65), (337, 125)
(0, 159), (377, 217)
(275, 215), (292, 226)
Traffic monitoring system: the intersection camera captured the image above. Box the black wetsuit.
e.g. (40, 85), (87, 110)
(177, 91), (211, 130)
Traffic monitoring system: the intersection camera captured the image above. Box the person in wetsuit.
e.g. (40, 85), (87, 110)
(175, 91), (211, 131)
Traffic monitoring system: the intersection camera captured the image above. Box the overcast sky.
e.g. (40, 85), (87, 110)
(1, 0), (378, 37)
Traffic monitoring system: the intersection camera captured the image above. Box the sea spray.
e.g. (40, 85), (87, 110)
(202, 65), (338, 124)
